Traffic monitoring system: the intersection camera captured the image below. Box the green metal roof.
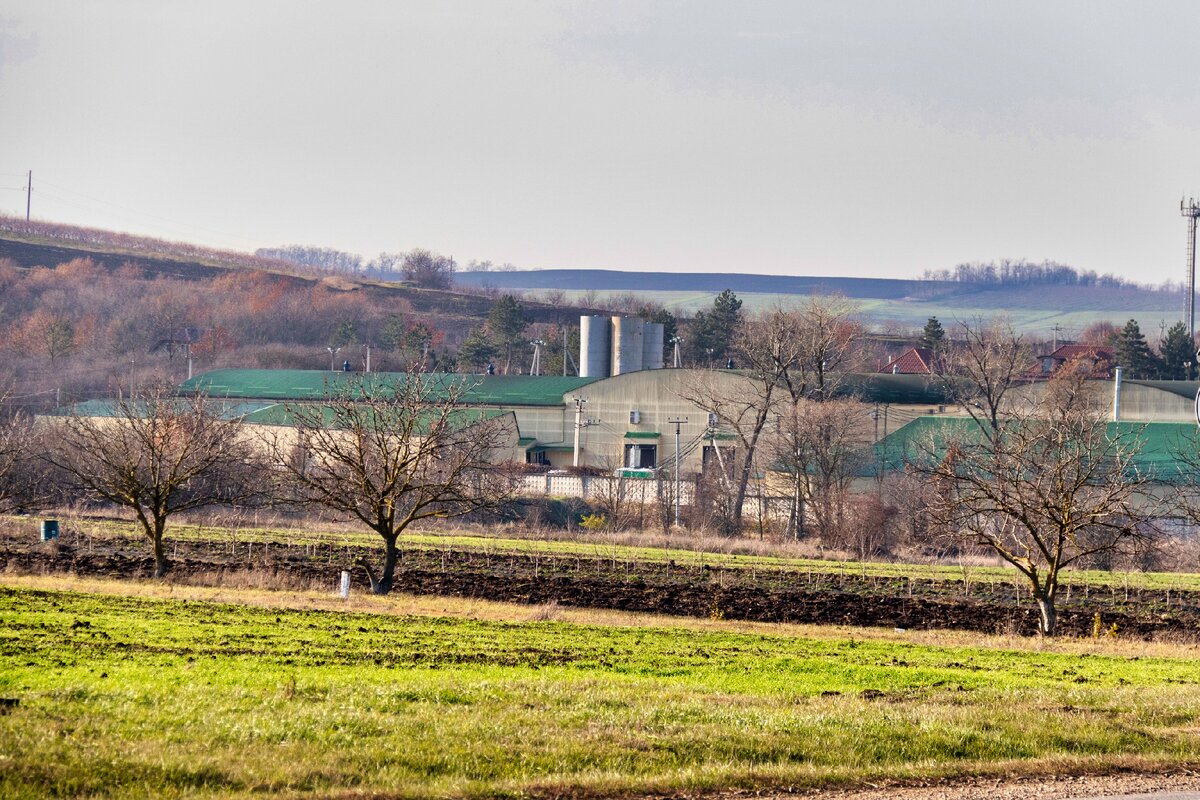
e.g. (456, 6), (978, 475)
(50, 398), (507, 434)
(624, 431), (661, 439)
(873, 416), (1200, 482)
(240, 404), (509, 432)
(49, 399), (277, 420)
(528, 443), (575, 452)
(834, 373), (955, 405)
(180, 369), (600, 407)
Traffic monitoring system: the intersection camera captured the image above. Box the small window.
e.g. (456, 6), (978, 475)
(624, 444), (657, 469)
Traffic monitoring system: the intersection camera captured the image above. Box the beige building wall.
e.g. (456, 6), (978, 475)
(563, 369), (747, 472)
(1007, 379), (1195, 422)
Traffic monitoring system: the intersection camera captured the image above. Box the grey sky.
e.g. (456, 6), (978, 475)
(2, 1), (1199, 283)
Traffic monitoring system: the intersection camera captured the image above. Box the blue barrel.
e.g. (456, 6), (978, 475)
(40, 520), (59, 541)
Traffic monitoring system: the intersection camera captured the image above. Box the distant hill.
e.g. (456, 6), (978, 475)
(0, 226), (583, 323)
(455, 269), (950, 299)
(456, 269), (1184, 334)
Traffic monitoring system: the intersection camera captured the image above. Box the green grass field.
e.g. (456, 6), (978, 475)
(548, 289), (1180, 335)
(2, 580), (1199, 798)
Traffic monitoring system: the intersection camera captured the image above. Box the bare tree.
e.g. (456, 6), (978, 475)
(0, 392), (44, 512)
(401, 248), (456, 290)
(937, 317), (1032, 442)
(770, 397), (872, 541)
(45, 388), (266, 577)
(273, 373), (516, 594)
(678, 309), (801, 532)
(679, 299), (862, 534)
(911, 364), (1157, 635)
(778, 294), (863, 403)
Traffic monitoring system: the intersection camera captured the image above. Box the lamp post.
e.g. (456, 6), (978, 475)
(327, 346), (341, 373)
(670, 335), (683, 368)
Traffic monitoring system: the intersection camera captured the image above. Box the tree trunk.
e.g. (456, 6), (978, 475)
(364, 534), (400, 595)
(789, 472), (805, 540)
(151, 518), (170, 578)
(1035, 593), (1057, 636)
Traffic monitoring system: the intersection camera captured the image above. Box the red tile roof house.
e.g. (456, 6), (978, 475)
(1029, 344), (1116, 379)
(878, 347), (936, 375)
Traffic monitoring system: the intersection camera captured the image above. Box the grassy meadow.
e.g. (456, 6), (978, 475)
(2, 576), (1199, 798)
(543, 289), (1180, 335)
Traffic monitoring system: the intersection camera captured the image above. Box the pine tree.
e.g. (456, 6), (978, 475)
(688, 289), (743, 366)
(1114, 319), (1161, 379)
(457, 327), (498, 373)
(486, 295), (529, 374)
(329, 319), (358, 349)
(1159, 321), (1195, 380)
(920, 317), (946, 351)
(380, 314), (407, 352)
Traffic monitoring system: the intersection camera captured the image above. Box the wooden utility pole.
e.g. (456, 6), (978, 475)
(25, 171), (31, 222)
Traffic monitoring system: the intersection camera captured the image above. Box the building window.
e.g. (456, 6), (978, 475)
(624, 444), (657, 469)
(702, 444), (735, 474)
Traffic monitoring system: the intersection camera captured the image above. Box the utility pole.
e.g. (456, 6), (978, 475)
(365, 344), (371, 373)
(530, 340), (544, 376)
(563, 326), (568, 376)
(571, 397), (597, 468)
(667, 417), (687, 527)
(185, 343), (193, 381)
(130, 357), (135, 399)
(25, 171), (31, 222)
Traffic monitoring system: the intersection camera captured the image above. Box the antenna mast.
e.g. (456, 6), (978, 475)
(1183, 197), (1200, 352)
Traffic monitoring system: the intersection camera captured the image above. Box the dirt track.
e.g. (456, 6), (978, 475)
(5, 528), (1200, 640)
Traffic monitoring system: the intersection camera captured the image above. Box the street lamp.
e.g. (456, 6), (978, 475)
(327, 346), (341, 372)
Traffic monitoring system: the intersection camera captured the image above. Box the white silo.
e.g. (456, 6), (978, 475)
(610, 317), (644, 375)
(579, 315), (611, 378)
(641, 323), (665, 370)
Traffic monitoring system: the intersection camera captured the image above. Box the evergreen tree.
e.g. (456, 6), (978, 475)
(920, 317), (946, 351)
(486, 294), (529, 374)
(457, 327), (498, 373)
(403, 322), (435, 364)
(688, 289), (742, 366)
(1159, 321), (1195, 380)
(329, 319), (359, 349)
(380, 314), (407, 352)
(1114, 319), (1161, 379)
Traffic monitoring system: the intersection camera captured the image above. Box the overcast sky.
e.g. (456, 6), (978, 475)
(3, 1), (1200, 282)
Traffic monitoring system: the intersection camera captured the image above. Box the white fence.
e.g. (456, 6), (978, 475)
(515, 472), (795, 522)
(517, 473), (695, 506)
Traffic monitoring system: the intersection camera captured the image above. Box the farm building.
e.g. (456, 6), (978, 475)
(178, 367), (961, 474)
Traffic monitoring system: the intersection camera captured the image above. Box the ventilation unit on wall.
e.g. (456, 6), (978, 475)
(708, 412), (719, 428)
(629, 410), (641, 424)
